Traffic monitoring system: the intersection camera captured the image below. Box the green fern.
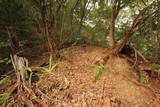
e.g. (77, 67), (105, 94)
(92, 65), (105, 82)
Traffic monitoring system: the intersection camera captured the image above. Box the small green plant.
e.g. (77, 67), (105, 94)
(0, 94), (9, 107)
(0, 58), (11, 65)
(0, 76), (11, 85)
(23, 55), (59, 87)
(35, 55), (59, 72)
(139, 73), (145, 84)
(0, 41), (11, 48)
(92, 65), (105, 82)
(23, 66), (33, 88)
(30, 95), (37, 100)
(149, 63), (160, 67)
(134, 70), (145, 84)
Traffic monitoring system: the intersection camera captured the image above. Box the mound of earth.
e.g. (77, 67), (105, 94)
(1, 45), (160, 107)
(34, 45), (160, 107)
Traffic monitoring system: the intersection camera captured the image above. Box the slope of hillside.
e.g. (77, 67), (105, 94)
(1, 45), (160, 107)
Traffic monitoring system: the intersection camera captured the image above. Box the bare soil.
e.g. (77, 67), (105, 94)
(35, 45), (160, 107)
(1, 45), (160, 107)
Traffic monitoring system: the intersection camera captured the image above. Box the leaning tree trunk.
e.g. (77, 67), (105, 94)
(113, 7), (148, 54)
(113, 1), (159, 55)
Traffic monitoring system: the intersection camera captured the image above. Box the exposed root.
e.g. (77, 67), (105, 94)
(132, 47), (148, 63)
(133, 47), (138, 67)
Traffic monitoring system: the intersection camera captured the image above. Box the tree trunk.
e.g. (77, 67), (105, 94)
(78, 0), (88, 37)
(108, 0), (120, 47)
(150, 0), (160, 59)
(41, 0), (57, 59)
(108, 11), (116, 47)
(45, 20), (57, 58)
(155, 0), (160, 58)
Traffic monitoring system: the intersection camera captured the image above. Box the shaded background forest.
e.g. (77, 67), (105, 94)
(0, 0), (160, 74)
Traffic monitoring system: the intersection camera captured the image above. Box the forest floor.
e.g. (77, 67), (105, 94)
(1, 45), (160, 107)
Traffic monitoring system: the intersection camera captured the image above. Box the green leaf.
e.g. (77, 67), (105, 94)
(23, 67), (32, 72)
(29, 72), (33, 88)
(34, 67), (49, 72)
(149, 63), (160, 67)
(50, 62), (60, 71)
(31, 95), (37, 100)
(0, 94), (9, 107)
(0, 76), (11, 85)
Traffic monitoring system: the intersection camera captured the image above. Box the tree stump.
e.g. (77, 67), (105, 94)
(3, 55), (35, 106)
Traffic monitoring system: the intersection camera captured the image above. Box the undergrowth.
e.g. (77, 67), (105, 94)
(149, 63), (160, 67)
(92, 65), (105, 82)
(23, 55), (59, 88)
(0, 76), (12, 107)
(34, 55), (60, 72)
(0, 55), (60, 106)
(0, 94), (7, 107)
(134, 70), (145, 84)
(0, 76), (11, 85)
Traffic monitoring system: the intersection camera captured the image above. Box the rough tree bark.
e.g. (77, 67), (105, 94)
(78, 0), (88, 37)
(108, 5), (116, 47)
(108, 0), (124, 47)
(45, 20), (57, 58)
(41, 0), (57, 58)
(155, 0), (160, 58)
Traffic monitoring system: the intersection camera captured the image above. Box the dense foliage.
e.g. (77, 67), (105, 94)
(0, 0), (159, 60)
